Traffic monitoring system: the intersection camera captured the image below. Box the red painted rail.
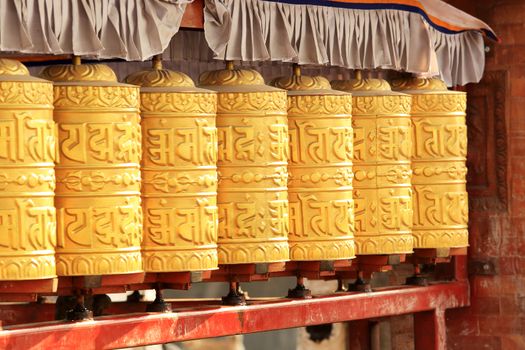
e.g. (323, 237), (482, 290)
(0, 281), (469, 350)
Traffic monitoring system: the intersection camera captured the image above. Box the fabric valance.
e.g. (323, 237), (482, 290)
(0, 0), (189, 61)
(203, 0), (497, 86)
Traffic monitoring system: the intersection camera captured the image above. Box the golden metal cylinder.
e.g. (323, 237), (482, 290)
(392, 78), (468, 248)
(270, 72), (355, 261)
(332, 78), (413, 254)
(40, 63), (143, 276)
(125, 64), (219, 272)
(199, 65), (289, 264)
(0, 59), (57, 280)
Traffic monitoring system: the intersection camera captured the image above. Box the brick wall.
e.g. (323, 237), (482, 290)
(444, 0), (525, 348)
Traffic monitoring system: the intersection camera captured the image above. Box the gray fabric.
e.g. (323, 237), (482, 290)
(430, 27), (486, 86)
(202, 0), (488, 86)
(0, 0), (189, 61)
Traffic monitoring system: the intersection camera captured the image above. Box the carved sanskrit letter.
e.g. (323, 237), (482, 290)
(378, 126), (400, 160)
(204, 204), (218, 244)
(27, 119), (55, 162)
(116, 123), (139, 162)
(93, 207), (121, 247)
(177, 127), (200, 164)
(148, 129), (175, 166)
(175, 119), (217, 165)
(333, 200), (352, 233)
(88, 124), (114, 162)
(288, 127), (300, 163)
(176, 207), (199, 244)
(0, 120), (17, 161)
(289, 201), (303, 236)
(197, 198), (217, 244)
(422, 122), (445, 158)
(310, 200), (333, 236)
(148, 208), (175, 246)
(307, 126), (330, 163)
(13, 199), (35, 249)
(236, 202), (256, 237)
(269, 124), (288, 161)
(218, 203), (235, 239)
(61, 124), (87, 163)
(296, 194), (319, 237)
(412, 186), (424, 227)
(177, 120), (214, 165)
(298, 194), (332, 236)
(0, 113), (31, 162)
(217, 126), (233, 162)
(445, 192), (468, 225)
(177, 198), (215, 245)
(381, 196), (411, 230)
(234, 126), (255, 161)
(28, 206), (56, 249)
(0, 208), (18, 249)
(423, 190), (447, 226)
(289, 121), (317, 163)
(120, 202), (142, 245)
(353, 197), (368, 232)
(204, 126), (217, 164)
(445, 124), (467, 157)
(64, 208), (92, 247)
(332, 127), (353, 161)
(269, 198), (288, 237)
(353, 126), (365, 161)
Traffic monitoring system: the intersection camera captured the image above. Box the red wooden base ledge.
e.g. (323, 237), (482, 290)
(0, 281), (469, 350)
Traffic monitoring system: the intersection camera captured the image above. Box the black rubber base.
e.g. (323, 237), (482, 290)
(222, 290), (247, 306)
(66, 303), (93, 322)
(127, 290), (143, 303)
(146, 295), (172, 313)
(348, 277), (372, 293)
(406, 275), (429, 286)
(146, 301), (172, 313)
(92, 294), (111, 317)
(287, 284), (312, 299)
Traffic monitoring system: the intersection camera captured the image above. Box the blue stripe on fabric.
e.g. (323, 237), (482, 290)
(262, 0), (496, 39)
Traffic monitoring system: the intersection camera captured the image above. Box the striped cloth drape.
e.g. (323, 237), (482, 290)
(203, 0), (497, 86)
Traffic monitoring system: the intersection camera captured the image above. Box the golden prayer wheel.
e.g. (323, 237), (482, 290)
(199, 62), (289, 264)
(332, 75), (413, 254)
(40, 58), (143, 276)
(270, 67), (355, 261)
(0, 59), (57, 280)
(125, 58), (218, 272)
(392, 78), (468, 248)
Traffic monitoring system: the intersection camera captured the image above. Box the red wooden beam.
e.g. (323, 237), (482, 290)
(180, 0), (204, 29)
(414, 309), (447, 350)
(0, 282), (468, 350)
(0, 54), (71, 63)
(348, 319), (371, 350)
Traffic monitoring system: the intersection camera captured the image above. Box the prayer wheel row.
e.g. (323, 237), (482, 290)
(0, 58), (468, 280)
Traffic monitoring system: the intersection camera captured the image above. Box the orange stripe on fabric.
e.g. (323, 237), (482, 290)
(328, 0), (482, 32)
